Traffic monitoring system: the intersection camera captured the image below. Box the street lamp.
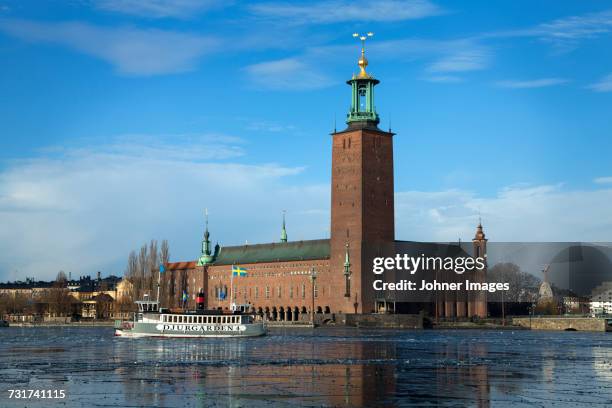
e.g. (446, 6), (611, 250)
(310, 267), (317, 327)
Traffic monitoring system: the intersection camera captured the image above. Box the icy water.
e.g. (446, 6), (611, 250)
(0, 327), (611, 407)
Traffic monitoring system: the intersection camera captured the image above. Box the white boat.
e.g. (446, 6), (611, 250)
(115, 296), (266, 338)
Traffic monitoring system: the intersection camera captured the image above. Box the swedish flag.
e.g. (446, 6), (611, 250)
(232, 265), (248, 277)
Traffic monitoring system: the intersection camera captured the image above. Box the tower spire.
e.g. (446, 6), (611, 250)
(343, 242), (351, 297)
(197, 208), (214, 266)
(280, 210), (288, 243)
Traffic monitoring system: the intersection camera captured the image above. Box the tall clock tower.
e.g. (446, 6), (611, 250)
(330, 34), (395, 313)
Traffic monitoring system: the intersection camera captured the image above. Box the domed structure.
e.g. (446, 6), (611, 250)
(546, 244), (612, 297)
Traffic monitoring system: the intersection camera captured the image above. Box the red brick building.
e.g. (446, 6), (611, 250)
(164, 42), (487, 320)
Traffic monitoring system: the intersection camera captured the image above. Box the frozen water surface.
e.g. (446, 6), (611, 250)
(1, 327), (612, 407)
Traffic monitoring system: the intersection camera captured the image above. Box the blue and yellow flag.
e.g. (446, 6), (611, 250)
(232, 265), (248, 277)
(182, 290), (188, 302)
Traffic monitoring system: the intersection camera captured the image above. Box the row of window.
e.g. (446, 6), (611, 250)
(211, 284), (318, 300)
(209, 269), (326, 281)
(162, 314), (241, 324)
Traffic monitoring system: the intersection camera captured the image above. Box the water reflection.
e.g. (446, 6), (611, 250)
(2, 328), (612, 407)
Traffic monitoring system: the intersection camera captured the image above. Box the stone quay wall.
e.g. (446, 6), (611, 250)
(513, 317), (610, 332)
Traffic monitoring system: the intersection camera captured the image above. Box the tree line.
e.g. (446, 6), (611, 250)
(118, 239), (170, 313)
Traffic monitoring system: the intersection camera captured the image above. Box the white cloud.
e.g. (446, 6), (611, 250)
(588, 73), (612, 92)
(0, 136), (328, 281)
(495, 78), (569, 89)
(0, 19), (217, 75)
(422, 75), (463, 83)
(244, 57), (333, 90)
(396, 184), (612, 242)
(95, 0), (228, 18)
(245, 120), (296, 133)
(536, 10), (612, 42)
(249, 0), (442, 24)
(594, 176), (612, 184)
(486, 9), (612, 52)
(427, 48), (489, 72)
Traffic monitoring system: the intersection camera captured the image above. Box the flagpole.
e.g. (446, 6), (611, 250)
(230, 264), (234, 309)
(156, 265), (162, 305)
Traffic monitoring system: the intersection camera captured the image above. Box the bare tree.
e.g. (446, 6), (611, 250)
(40, 288), (75, 317)
(159, 239), (170, 306)
(487, 262), (541, 302)
(160, 240), (170, 265)
(124, 239), (170, 303)
(55, 271), (68, 287)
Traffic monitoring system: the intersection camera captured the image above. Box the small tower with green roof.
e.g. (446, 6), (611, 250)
(347, 32), (379, 126)
(280, 210), (288, 243)
(197, 209), (214, 266)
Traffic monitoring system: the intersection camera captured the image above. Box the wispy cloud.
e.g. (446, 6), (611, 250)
(95, 0), (228, 19)
(364, 38), (491, 74)
(487, 9), (612, 52)
(396, 183), (612, 242)
(427, 48), (489, 73)
(0, 19), (217, 75)
(495, 78), (569, 89)
(0, 136), (328, 280)
(249, 0), (443, 24)
(244, 57), (333, 90)
(594, 176), (612, 184)
(422, 75), (463, 83)
(587, 73), (612, 92)
(245, 120), (296, 133)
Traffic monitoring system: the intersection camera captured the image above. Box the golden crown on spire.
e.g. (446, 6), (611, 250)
(352, 32), (374, 79)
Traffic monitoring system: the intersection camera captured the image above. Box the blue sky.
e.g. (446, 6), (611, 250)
(0, 0), (611, 280)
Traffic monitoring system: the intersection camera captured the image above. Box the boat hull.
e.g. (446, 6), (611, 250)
(115, 321), (266, 338)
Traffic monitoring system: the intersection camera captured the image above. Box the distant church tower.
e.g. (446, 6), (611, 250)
(470, 220), (488, 317)
(330, 33), (395, 313)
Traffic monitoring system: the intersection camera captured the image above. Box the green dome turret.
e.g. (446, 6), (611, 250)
(347, 32), (379, 127)
(197, 209), (214, 266)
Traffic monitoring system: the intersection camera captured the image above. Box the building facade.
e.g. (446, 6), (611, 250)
(164, 44), (488, 319)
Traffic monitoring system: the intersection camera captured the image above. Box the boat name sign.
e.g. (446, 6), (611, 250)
(156, 324), (247, 332)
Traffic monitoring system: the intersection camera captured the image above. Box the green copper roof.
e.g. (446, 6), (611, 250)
(212, 239), (330, 266)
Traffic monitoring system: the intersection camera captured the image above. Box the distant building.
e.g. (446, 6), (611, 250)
(590, 282), (612, 316)
(0, 274), (127, 320)
(81, 293), (114, 319)
(562, 296), (589, 314)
